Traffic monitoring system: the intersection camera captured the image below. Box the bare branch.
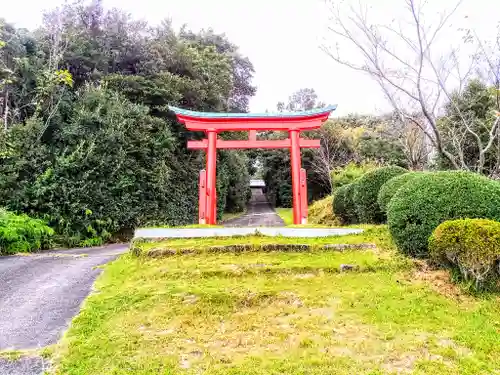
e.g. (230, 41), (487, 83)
(322, 0), (487, 171)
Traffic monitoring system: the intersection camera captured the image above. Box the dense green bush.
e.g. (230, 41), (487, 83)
(343, 183), (359, 224)
(377, 172), (423, 213)
(0, 89), (181, 244)
(261, 146), (328, 208)
(0, 87), (251, 245)
(0, 13), (255, 245)
(429, 219), (500, 291)
(353, 166), (407, 223)
(331, 162), (377, 190)
(0, 209), (54, 255)
(261, 150), (291, 207)
(332, 185), (349, 224)
(388, 171), (500, 257)
(332, 183), (358, 224)
(217, 151), (251, 217)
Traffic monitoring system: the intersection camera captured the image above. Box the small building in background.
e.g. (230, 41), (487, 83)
(250, 179), (266, 196)
(249, 179), (266, 188)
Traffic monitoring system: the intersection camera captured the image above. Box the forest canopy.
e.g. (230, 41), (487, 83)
(0, 0), (254, 244)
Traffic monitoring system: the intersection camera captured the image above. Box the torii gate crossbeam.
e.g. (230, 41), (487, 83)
(169, 105), (337, 225)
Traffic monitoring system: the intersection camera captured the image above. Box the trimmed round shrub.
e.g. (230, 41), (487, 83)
(343, 183), (359, 224)
(333, 183), (359, 224)
(377, 172), (423, 213)
(353, 166), (407, 223)
(429, 219), (500, 291)
(388, 171), (500, 257)
(332, 184), (349, 224)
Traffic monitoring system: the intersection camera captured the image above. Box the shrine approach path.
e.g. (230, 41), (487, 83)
(223, 188), (284, 227)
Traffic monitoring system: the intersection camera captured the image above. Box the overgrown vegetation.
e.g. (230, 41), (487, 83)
(52, 227), (500, 374)
(0, 2), (253, 244)
(307, 196), (339, 226)
(0, 209), (53, 255)
(330, 161), (377, 191)
(429, 219), (500, 291)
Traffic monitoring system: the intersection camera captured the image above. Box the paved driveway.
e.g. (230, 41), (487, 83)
(0, 244), (128, 374)
(223, 188), (284, 227)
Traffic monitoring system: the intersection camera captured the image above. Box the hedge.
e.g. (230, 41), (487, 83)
(0, 209), (54, 255)
(429, 219), (500, 291)
(377, 172), (423, 213)
(388, 171), (500, 257)
(353, 166), (407, 223)
(332, 185), (349, 224)
(332, 183), (358, 224)
(0, 88), (251, 246)
(343, 183), (359, 224)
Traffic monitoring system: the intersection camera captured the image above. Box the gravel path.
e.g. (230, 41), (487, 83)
(223, 188), (284, 227)
(0, 243), (128, 374)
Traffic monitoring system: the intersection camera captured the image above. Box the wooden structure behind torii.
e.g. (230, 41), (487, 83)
(169, 105), (337, 225)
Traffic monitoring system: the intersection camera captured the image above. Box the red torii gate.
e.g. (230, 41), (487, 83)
(169, 105), (337, 225)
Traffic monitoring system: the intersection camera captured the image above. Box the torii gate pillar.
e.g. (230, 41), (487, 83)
(169, 105), (337, 225)
(289, 130), (302, 224)
(205, 130), (218, 225)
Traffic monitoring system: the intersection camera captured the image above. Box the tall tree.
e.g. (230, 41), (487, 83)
(179, 28), (256, 112)
(0, 20), (27, 129)
(439, 79), (500, 175)
(277, 88), (324, 112)
(323, 0), (500, 173)
(0, 0), (255, 242)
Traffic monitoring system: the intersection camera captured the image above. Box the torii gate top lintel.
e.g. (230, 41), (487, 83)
(169, 105), (337, 131)
(169, 105), (337, 226)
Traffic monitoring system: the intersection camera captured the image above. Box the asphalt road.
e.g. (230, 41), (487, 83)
(223, 188), (285, 227)
(0, 243), (128, 374)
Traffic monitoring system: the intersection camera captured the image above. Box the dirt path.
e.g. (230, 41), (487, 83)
(0, 244), (128, 374)
(223, 188), (284, 227)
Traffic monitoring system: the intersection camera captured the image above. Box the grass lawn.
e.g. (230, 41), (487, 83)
(51, 227), (500, 375)
(275, 207), (293, 225)
(275, 207), (334, 227)
(221, 210), (246, 222)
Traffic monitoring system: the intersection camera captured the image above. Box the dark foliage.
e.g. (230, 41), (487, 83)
(0, 3), (255, 244)
(332, 185), (348, 224)
(332, 183), (359, 224)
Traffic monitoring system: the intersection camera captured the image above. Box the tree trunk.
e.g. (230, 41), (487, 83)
(3, 89), (8, 130)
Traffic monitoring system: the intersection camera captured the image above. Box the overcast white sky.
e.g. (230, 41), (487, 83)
(3, 0), (499, 116)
